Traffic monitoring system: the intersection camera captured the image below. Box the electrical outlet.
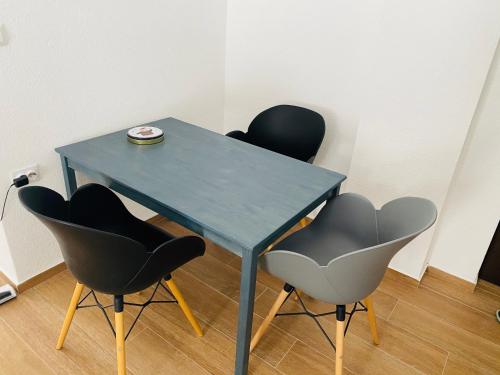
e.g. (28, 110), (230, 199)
(12, 164), (40, 182)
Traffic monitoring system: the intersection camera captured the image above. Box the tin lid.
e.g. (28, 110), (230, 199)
(127, 126), (164, 140)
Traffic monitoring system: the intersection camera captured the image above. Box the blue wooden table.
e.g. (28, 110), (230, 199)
(56, 117), (345, 375)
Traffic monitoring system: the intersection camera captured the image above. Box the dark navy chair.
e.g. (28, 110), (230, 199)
(227, 104), (326, 229)
(19, 183), (205, 375)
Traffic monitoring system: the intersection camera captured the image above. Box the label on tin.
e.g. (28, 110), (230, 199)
(127, 126), (164, 140)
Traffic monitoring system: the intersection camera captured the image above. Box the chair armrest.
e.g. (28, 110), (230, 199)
(260, 250), (332, 301)
(226, 130), (248, 142)
(152, 235), (205, 272)
(124, 236), (205, 293)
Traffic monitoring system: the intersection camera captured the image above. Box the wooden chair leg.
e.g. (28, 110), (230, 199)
(259, 243), (274, 257)
(299, 217), (309, 228)
(363, 296), (380, 345)
(114, 296), (126, 375)
(165, 277), (203, 337)
(250, 284), (293, 352)
(335, 305), (346, 375)
(56, 282), (84, 349)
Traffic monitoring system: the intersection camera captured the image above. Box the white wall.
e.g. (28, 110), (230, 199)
(0, 0), (227, 284)
(224, 1), (361, 175)
(225, 0), (500, 280)
(346, 1), (500, 279)
(429, 42), (500, 283)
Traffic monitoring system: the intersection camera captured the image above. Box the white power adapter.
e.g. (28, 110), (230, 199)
(0, 284), (16, 305)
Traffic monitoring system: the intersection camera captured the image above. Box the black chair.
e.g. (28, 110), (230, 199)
(227, 104), (325, 231)
(18, 183), (205, 375)
(226, 104), (326, 164)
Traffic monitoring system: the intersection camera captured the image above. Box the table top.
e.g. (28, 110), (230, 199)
(56, 118), (345, 254)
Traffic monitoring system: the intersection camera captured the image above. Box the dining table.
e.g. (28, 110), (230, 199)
(55, 117), (346, 375)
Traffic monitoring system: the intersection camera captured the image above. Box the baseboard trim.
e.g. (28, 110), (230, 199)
(17, 262), (67, 293)
(385, 267), (420, 286)
(476, 279), (500, 297)
(424, 266), (476, 292)
(0, 271), (17, 291)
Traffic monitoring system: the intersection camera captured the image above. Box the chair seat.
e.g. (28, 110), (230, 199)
(89, 219), (175, 252)
(68, 183), (175, 252)
(274, 227), (376, 266)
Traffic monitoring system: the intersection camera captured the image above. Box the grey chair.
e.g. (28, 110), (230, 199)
(250, 193), (437, 375)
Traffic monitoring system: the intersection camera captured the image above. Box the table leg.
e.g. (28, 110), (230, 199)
(60, 156), (77, 198)
(234, 250), (258, 375)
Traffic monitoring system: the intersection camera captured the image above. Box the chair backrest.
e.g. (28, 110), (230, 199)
(310, 193), (379, 253)
(322, 194), (437, 304)
(18, 186), (149, 294)
(246, 104), (325, 162)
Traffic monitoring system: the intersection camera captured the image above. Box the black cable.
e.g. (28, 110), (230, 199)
(0, 183), (15, 222)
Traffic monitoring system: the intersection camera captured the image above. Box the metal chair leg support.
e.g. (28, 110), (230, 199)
(336, 305), (346, 375)
(56, 282), (84, 349)
(250, 283), (294, 352)
(114, 296), (126, 375)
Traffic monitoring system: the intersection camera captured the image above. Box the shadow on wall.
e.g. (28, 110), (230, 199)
(0, 24), (9, 46)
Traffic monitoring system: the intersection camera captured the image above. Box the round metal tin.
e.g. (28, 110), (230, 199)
(127, 126), (164, 145)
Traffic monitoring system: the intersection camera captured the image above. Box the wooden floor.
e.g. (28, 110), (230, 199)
(1, 217), (500, 375)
